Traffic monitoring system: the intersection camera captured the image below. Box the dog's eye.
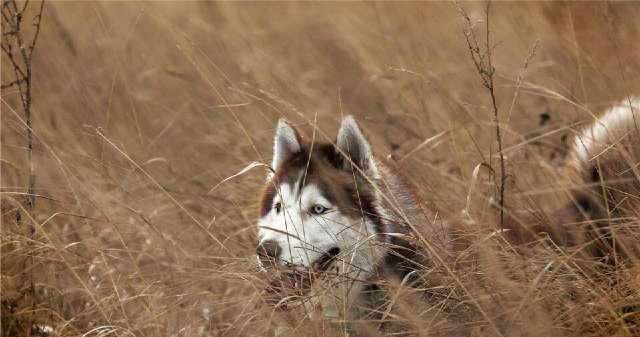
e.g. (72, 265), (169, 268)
(273, 202), (282, 213)
(310, 204), (328, 215)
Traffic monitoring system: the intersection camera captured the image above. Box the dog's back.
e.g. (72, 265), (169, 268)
(567, 97), (640, 259)
(505, 98), (640, 260)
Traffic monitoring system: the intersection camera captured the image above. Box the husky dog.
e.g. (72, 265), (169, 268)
(255, 97), (639, 317)
(255, 116), (448, 316)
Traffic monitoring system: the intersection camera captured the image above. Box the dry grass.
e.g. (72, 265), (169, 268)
(2, 2), (640, 337)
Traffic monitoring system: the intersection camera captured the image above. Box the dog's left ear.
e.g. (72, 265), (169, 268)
(336, 116), (376, 174)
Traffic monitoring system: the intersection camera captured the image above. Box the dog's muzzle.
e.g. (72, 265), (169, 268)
(256, 240), (341, 272)
(256, 242), (342, 310)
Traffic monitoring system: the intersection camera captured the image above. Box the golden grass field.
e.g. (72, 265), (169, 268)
(2, 2), (640, 336)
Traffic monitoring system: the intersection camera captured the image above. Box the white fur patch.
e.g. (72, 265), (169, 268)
(572, 97), (639, 166)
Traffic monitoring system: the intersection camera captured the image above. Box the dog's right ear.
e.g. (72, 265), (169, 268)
(271, 119), (302, 173)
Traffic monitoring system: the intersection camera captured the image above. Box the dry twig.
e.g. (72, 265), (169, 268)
(456, 1), (506, 227)
(2, 0), (45, 210)
(1, 0), (45, 333)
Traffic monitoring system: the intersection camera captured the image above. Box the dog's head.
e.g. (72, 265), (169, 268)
(256, 116), (384, 280)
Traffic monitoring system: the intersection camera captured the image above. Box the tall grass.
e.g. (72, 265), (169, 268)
(1, 2), (639, 336)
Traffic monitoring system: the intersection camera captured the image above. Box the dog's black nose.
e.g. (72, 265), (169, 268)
(256, 240), (281, 269)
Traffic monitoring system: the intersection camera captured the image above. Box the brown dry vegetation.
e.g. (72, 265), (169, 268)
(2, 2), (640, 337)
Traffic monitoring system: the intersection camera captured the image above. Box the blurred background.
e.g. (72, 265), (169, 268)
(2, 2), (640, 336)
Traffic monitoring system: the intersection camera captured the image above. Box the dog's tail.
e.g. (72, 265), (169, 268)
(564, 97), (640, 259)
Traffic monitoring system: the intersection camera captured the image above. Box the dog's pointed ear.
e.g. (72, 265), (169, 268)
(272, 119), (302, 172)
(336, 116), (376, 174)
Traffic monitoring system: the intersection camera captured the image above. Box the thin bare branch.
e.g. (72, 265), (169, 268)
(456, 0), (507, 227)
(1, 1), (45, 332)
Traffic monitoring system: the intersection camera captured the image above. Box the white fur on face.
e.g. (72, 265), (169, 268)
(257, 179), (381, 276)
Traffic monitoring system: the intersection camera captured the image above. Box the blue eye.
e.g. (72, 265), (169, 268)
(310, 204), (328, 215)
